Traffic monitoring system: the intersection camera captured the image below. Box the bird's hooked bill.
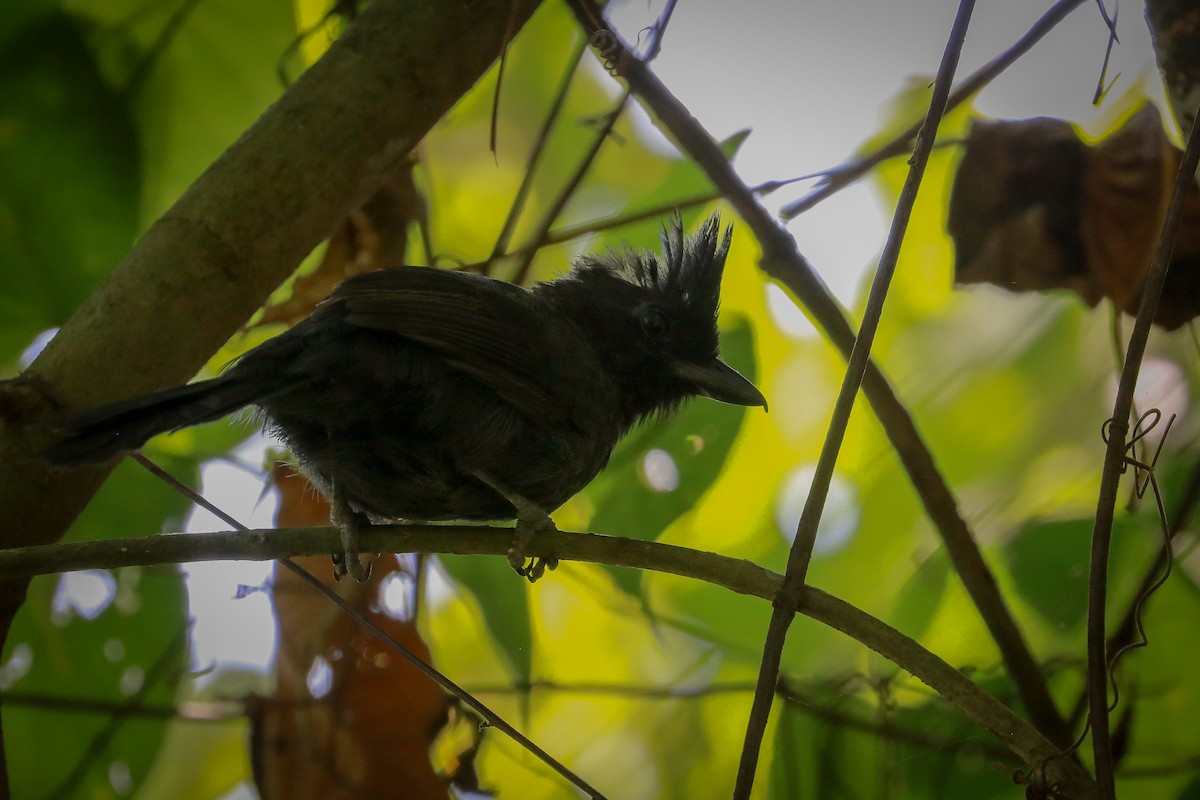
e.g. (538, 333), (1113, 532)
(672, 359), (768, 410)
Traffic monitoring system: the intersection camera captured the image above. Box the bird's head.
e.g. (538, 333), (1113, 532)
(540, 213), (767, 425)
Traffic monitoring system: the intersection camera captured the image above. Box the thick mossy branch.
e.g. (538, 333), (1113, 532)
(0, 0), (542, 553)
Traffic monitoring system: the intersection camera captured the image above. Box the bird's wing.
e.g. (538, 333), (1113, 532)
(330, 266), (569, 423)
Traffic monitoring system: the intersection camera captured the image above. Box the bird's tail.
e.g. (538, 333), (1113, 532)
(42, 376), (269, 464)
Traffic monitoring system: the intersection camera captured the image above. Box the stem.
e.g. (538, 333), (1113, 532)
(733, 2), (977, 794)
(1086, 106), (1200, 798)
(779, 0), (1087, 219)
(130, 455), (609, 800)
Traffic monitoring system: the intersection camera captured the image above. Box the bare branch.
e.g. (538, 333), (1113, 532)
(780, 0), (1088, 219)
(0, 524), (1095, 795)
(733, 3), (978, 794)
(1086, 95), (1200, 800)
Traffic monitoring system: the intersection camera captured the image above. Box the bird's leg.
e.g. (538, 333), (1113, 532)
(474, 472), (558, 582)
(330, 482), (372, 582)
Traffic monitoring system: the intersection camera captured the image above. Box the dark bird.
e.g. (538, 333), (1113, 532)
(43, 214), (766, 580)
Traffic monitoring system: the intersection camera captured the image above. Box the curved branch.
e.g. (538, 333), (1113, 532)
(0, 524), (1094, 796)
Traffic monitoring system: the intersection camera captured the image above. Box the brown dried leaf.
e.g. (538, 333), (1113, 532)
(253, 464), (453, 800)
(1083, 105), (1174, 314)
(948, 116), (1095, 302)
(948, 104), (1200, 328)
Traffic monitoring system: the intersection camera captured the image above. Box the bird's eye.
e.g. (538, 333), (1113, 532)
(636, 306), (672, 339)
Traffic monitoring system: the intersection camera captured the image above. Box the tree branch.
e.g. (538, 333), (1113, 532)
(0, 0), (542, 554)
(736, 2), (976, 793)
(1086, 98), (1200, 800)
(779, 0), (1087, 218)
(0, 4), (543, 793)
(0, 524), (1095, 796)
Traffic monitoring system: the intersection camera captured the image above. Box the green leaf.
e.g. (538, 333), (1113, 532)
(889, 548), (950, 641)
(720, 128), (752, 158)
(0, 0), (58, 50)
(892, 697), (1017, 798)
(1, 456), (196, 795)
(768, 699), (877, 799)
(3, 568), (188, 799)
(1003, 517), (1097, 632)
(0, 11), (139, 362)
(1173, 769), (1200, 799)
(439, 553), (533, 694)
(65, 0), (296, 224)
(66, 454), (198, 543)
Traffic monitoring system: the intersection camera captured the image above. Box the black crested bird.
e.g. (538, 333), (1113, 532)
(43, 214), (766, 580)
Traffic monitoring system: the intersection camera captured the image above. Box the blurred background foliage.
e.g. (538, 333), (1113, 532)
(2, 0), (1199, 798)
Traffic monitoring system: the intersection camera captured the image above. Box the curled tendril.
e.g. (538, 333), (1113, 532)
(1013, 761), (1066, 800)
(1101, 407), (1174, 498)
(590, 29), (626, 76)
(1015, 408), (1177, 788)
(1098, 408), (1177, 714)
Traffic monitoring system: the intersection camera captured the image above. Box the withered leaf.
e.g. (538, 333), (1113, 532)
(948, 104), (1200, 329)
(252, 464), (456, 800)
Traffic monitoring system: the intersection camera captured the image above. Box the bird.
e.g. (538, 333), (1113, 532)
(42, 213), (767, 581)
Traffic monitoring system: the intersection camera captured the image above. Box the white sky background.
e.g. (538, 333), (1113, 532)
(610, 0), (1160, 303)
(179, 0), (1161, 677)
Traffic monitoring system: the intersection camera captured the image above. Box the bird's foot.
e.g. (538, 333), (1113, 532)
(331, 496), (373, 582)
(474, 471), (557, 582)
(509, 511), (559, 583)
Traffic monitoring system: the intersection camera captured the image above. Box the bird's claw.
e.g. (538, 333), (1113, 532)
(473, 471), (559, 583)
(331, 493), (373, 583)
(332, 551), (373, 582)
(514, 555), (558, 582)
(508, 513), (558, 583)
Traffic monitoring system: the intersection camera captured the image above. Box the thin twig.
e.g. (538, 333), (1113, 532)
(121, 0), (206, 98)
(129, 455), (608, 800)
(509, 92), (630, 285)
(488, 0), (526, 156)
(507, 0), (679, 284)
(489, 38), (589, 261)
(0, 680), (1013, 763)
(640, 0), (678, 62)
(779, 0), (1087, 219)
(1071, 457), (1200, 727)
(476, 176), (805, 270)
(275, 0), (355, 87)
(564, 0), (1070, 749)
(1086, 105), (1200, 799)
(733, 3), (977, 795)
(1102, 415), (1174, 713)
(0, 692), (243, 722)
(471, 677), (1017, 762)
(1090, 0), (1121, 105)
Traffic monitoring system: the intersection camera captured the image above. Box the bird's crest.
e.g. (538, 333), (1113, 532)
(572, 213), (732, 317)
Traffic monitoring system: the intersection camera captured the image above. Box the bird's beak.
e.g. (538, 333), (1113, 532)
(673, 359), (768, 410)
